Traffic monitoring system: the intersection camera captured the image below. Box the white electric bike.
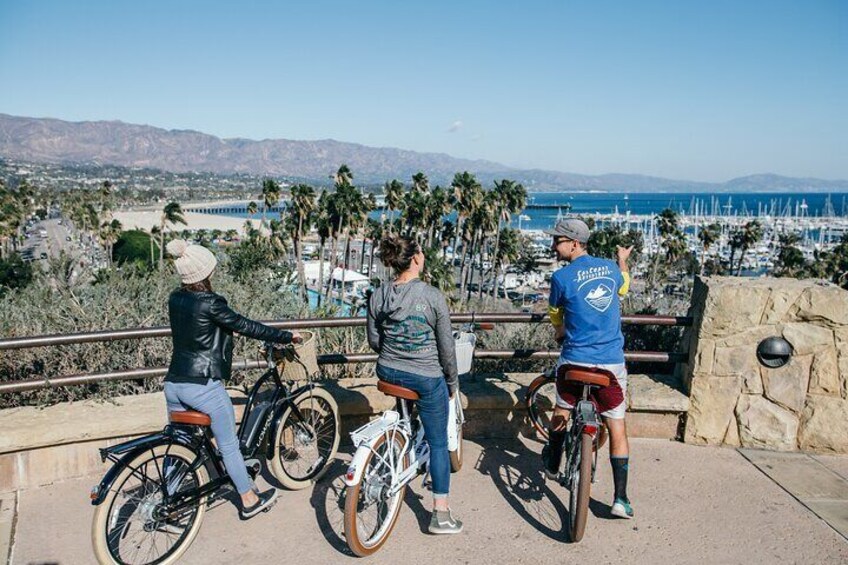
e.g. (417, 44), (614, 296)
(342, 322), (490, 556)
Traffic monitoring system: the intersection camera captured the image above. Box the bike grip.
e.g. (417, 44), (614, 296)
(475, 322), (495, 331)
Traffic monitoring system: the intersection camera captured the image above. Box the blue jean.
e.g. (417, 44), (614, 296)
(164, 379), (253, 495)
(376, 364), (450, 497)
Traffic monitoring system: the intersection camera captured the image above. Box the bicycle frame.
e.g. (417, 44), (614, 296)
(560, 386), (602, 488)
(343, 400), (428, 493)
(92, 355), (316, 509)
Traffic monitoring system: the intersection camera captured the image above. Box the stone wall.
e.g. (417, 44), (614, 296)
(0, 373), (687, 492)
(682, 276), (848, 453)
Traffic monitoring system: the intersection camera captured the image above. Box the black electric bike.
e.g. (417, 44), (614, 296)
(90, 343), (340, 565)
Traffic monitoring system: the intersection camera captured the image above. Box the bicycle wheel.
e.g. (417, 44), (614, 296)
(343, 431), (408, 556)
(270, 386), (340, 490)
(568, 432), (594, 543)
(91, 444), (208, 565)
(526, 373), (557, 440)
(448, 399), (462, 473)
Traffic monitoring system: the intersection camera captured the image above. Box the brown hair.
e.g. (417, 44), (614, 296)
(379, 235), (420, 274)
(182, 277), (213, 293)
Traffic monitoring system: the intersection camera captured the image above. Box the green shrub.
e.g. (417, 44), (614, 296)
(0, 254), (34, 296)
(113, 229), (158, 268)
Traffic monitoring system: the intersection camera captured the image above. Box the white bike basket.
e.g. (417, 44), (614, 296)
(454, 331), (477, 377)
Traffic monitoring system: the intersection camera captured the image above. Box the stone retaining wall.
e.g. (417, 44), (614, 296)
(682, 276), (848, 453)
(0, 373), (686, 492)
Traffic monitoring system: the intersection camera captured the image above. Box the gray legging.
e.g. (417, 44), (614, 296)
(164, 379), (253, 495)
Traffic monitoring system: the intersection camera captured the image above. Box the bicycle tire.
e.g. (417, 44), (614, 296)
(270, 386), (340, 490)
(91, 444), (208, 565)
(527, 374), (610, 453)
(526, 373), (556, 440)
(343, 431), (408, 557)
(568, 432), (594, 543)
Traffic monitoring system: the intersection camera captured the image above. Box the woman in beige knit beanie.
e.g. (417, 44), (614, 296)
(163, 239), (301, 518)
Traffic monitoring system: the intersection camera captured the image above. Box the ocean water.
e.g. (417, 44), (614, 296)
(205, 192), (848, 232)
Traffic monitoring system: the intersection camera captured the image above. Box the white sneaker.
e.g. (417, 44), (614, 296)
(611, 498), (634, 519)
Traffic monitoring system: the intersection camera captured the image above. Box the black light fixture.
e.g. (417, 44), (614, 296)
(756, 337), (793, 369)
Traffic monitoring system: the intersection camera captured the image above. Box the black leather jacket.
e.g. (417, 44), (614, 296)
(165, 289), (292, 384)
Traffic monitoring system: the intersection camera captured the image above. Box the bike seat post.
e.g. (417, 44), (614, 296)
(397, 398), (411, 422)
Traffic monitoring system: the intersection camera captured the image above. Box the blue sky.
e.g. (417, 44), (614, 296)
(0, 0), (846, 182)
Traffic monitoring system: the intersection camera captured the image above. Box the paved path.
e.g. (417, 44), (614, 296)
(9, 438), (848, 564)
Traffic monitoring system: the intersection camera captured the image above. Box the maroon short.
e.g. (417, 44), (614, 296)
(555, 363), (626, 418)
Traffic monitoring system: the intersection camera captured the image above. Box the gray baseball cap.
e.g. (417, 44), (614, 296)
(544, 219), (590, 243)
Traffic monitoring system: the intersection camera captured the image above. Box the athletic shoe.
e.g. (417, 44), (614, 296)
(611, 497), (634, 519)
(241, 489), (278, 519)
(428, 510), (464, 534)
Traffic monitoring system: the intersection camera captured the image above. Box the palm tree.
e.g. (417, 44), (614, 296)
(472, 191), (499, 301)
(492, 227), (521, 299)
(489, 179), (526, 300)
(402, 188), (428, 237)
(315, 190), (332, 302)
(98, 219), (122, 268)
(412, 172), (429, 194)
(246, 200), (258, 233)
(775, 233), (807, 277)
(331, 164), (353, 188)
(697, 222), (722, 275)
(150, 225), (161, 267)
(159, 202), (187, 269)
(424, 185), (451, 247)
(357, 193), (377, 271)
(364, 217), (383, 278)
(451, 172), (483, 300)
(384, 179), (404, 233)
(267, 218), (288, 257)
(733, 220), (764, 275)
(261, 179), (281, 230)
(285, 183), (317, 303)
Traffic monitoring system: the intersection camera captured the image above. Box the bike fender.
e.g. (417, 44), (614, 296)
(343, 423), (408, 487)
(90, 435), (175, 506)
(342, 443), (375, 487)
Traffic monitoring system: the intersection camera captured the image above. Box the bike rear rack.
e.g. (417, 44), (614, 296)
(350, 411), (399, 446)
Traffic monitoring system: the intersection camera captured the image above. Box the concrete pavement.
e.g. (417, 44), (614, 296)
(8, 438), (848, 564)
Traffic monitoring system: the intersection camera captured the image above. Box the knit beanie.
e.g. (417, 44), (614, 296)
(166, 239), (218, 284)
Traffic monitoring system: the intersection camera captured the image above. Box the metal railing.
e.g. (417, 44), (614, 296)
(0, 313), (692, 394)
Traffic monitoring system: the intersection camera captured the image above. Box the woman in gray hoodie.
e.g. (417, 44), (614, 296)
(366, 235), (462, 535)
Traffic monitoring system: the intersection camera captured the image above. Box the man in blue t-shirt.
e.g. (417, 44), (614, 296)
(543, 218), (635, 519)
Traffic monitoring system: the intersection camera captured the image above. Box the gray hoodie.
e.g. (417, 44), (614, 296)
(366, 279), (458, 393)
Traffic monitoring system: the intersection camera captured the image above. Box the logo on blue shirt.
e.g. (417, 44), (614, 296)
(580, 278), (615, 312)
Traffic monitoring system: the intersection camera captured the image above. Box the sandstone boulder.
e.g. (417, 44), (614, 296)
(701, 280), (771, 337)
(684, 375), (742, 445)
(809, 347), (841, 396)
(735, 394), (799, 451)
(761, 282), (807, 324)
(713, 343), (759, 377)
(782, 323), (834, 355)
(762, 354), (812, 413)
(796, 284), (848, 326)
(798, 395), (848, 453)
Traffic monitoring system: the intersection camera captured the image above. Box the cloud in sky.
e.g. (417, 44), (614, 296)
(447, 120), (463, 133)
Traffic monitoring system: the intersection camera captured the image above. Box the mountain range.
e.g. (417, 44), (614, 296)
(1, 113), (845, 192)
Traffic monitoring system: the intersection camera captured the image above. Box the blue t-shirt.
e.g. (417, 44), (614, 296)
(549, 254), (625, 364)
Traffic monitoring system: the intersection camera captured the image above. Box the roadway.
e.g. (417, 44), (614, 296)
(8, 438), (848, 564)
